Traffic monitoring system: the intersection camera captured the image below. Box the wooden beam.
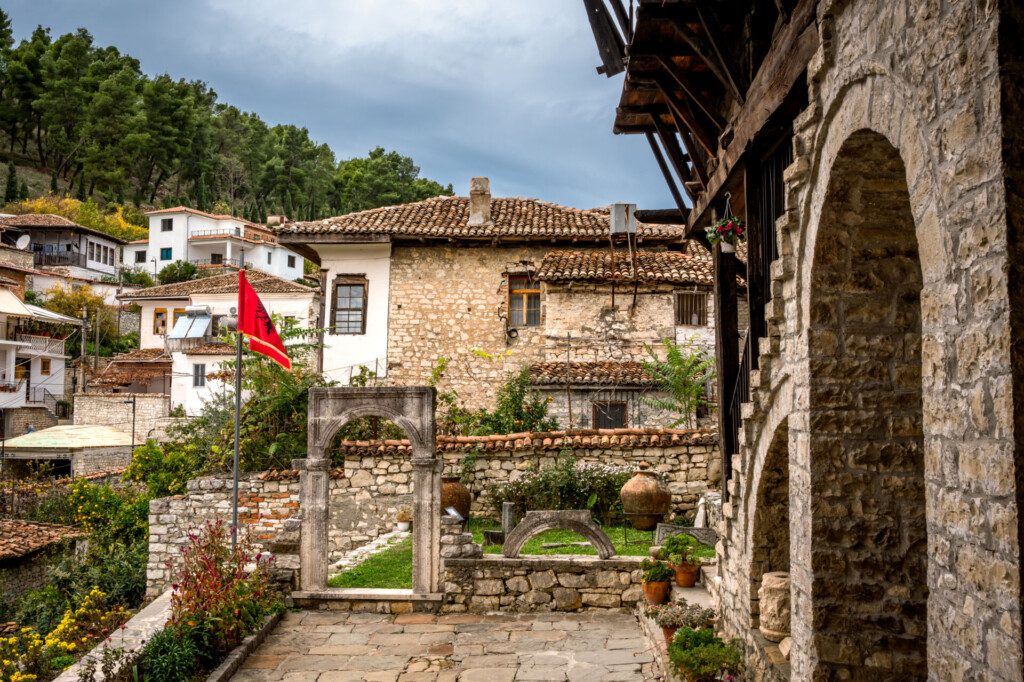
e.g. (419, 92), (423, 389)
(656, 54), (727, 131)
(743, 163), (766, 368)
(607, 0), (632, 42)
(653, 73), (718, 155)
(713, 245), (739, 498)
(645, 130), (694, 205)
(694, 3), (748, 103)
(583, 0), (625, 77)
(666, 105), (710, 187)
(685, 0), (818, 238)
(635, 208), (685, 223)
(670, 19), (739, 104)
(650, 113), (695, 191)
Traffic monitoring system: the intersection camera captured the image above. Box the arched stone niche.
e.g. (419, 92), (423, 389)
(503, 510), (616, 559)
(298, 386), (440, 594)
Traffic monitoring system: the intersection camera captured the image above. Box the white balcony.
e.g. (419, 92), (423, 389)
(16, 333), (66, 356)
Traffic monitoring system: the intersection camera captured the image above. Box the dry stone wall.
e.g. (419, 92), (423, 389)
(73, 393), (170, 443)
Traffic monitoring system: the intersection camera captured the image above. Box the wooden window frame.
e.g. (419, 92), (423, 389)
(193, 363), (206, 388)
(287, 255), (296, 268)
(172, 308), (186, 326)
(592, 401), (628, 429)
(508, 274), (541, 327)
(160, 218), (173, 232)
(40, 358), (51, 376)
(675, 290), (709, 326)
(331, 274), (368, 335)
(154, 308), (168, 335)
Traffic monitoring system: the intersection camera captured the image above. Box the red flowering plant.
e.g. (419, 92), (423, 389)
(705, 216), (745, 247)
(166, 520), (280, 670)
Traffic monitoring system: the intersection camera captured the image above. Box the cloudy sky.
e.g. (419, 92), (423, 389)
(5, 1), (676, 211)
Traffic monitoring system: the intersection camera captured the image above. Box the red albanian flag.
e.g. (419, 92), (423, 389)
(237, 270), (292, 370)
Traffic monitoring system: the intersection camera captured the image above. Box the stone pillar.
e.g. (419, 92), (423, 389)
(501, 502), (517, 536)
(758, 571), (791, 642)
(411, 456), (442, 594)
(299, 457), (330, 591)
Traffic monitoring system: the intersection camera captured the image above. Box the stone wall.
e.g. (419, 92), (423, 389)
(714, 1), (1023, 679)
(72, 446), (132, 476)
(385, 244), (550, 410)
(147, 429), (717, 596)
(0, 545), (77, 608)
(4, 407), (57, 438)
(539, 387), (680, 430)
(73, 393), (170, 443)
(441, 555), (645, 613)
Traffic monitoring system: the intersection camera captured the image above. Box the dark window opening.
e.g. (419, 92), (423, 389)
(193, 363), (206, 387)
(287, 255), (296, 268)
(593, 401), (627, 429)
(161, 218), (173, 232)
(675, 291), (708, 326)
(134, 250), (146, 263)
(332, 275), (367, 335)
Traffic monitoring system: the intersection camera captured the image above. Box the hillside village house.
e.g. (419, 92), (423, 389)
(94, 270), (316, 415)
(278, 177), (735, 429)
(123, 207), (305, 280)
(0, 214), (129, 304)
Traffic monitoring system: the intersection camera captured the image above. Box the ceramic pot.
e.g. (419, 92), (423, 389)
(620, 463), (671, 530)
(672, 562), (699, 588)
(720, 241), (736, 253)
(642, 580), (671, 605)
(441, 477), (472, 519)
(661, 626), (678, 645)
(396, 521), (411, 532)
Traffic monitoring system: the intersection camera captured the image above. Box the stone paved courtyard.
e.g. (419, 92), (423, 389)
(231, 610), (659, 681)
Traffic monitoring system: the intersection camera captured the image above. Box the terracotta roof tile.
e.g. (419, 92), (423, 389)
(0, 213), (80, 228)
(333, 427), (715, 457)
(91, 349), (171, 386)
(0, 519), (84, 561)
(528, 361), (656, 386)
(185, 342), (234, 356)
(119, 269), (314, 300)
(536, 243), (717, 285)
(107, 348), (171, 363)
(145, 206), (260, 227)
(279, 197), (685, 244)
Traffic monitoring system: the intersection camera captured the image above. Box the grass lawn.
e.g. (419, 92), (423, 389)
(327, 537), (413, 589)
(326, 518), (663, 589)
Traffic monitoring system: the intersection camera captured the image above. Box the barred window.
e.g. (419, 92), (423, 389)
(593, 401), (628, 429)
(675, 291), (708, 326)
(332, 275), (367, 335)
(508, 275), (541, 327)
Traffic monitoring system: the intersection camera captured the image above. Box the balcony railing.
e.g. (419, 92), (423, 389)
(189, 228), (275, 244)
(16, 333), (66, 356)
(34, 252), (87, 268)
(191, 257), (241, 269)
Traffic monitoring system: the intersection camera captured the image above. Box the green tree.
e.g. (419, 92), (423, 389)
(3, 158), (16, 203)
(640, 339), (716, 428)
(157, 260), (198, 284)
(19, 179), (28, 200)
(42, 283), (118, 355)
(332, 147), (453, 214)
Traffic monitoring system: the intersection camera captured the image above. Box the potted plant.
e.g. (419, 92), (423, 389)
(662, 534), (713, 588)
(668, 627), (743, 681)
(641, 559), (674, 605)
(705, 215), (745, 253)
(395, 506), (412, 532)
(647, 603), (687, 644)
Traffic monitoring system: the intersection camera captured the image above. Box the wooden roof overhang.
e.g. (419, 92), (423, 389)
(588, 0), (818, 240)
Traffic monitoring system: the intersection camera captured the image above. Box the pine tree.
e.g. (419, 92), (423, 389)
(50, 173), (58, 194)
(19, 180), (28, 200)
(195, 173), (209, 212)
(3, 160), (17, 204)
(76, 174), (86, 201)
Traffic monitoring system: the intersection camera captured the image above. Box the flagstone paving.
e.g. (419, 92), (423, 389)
(231, 610), (659, 681)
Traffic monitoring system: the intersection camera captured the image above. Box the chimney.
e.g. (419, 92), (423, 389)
(266, 214), (287, 227)
(468, 177), (491, 226)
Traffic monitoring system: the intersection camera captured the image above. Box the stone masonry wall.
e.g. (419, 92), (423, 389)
(441, 555), (645, 613)
(715, 1), (1023, 679)
(147, 434), (717, 596)
(73, 393), (170, 443)
(5, 407), (57, 438)
(72, 447), (132, 476)
(385, 244), (550, 410)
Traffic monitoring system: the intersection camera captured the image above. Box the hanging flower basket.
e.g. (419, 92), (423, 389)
(705, 216), (745, 251)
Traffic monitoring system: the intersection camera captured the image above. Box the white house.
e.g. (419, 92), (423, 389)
(99, 270), (317, 415)
(123, 207), (305, 281)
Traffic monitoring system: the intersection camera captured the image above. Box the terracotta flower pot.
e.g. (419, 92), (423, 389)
(620, 463), (671, 531)
(672, 562), (699, 588)
(661, 625), (678, 645)
(441, 477), (472, 519)
(642, 580), (671, 605)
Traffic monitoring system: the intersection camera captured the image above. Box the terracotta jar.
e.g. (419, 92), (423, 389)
(441, 477), (472, 519)
(672, 562), (700, 588)
(620, 463), (671, 530)
(642, 580), (671, 605)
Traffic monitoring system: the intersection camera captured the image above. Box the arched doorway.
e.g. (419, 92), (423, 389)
(806, 129), (927, 678)
(299, 386), (441, 594)
(749, 418), (789, 631)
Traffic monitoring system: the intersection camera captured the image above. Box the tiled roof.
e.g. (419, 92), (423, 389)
(334, 428), (715, 457)
(0, 274), (20, 287)
(145, 206), (260, 227)
(536, 242), (715, 285)
(0, 519), (84, 562)
(119, 269), (314, 300)
(279, 197), (685, 244)
(108, 348), (171, 363)
(91, 348), (171, 386)
(185, 342), (234, 356)
(0, 213), (79, 228)
(527, 361), (656, 386)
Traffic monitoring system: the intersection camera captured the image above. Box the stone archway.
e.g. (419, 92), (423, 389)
(299, 386), (441, 594)
(748, 418), (789, 631)
(804, 129), (927, 679)
(502, 510), (616, 559)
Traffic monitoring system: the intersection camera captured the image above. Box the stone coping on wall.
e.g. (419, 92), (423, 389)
(445, 555), (645, 571)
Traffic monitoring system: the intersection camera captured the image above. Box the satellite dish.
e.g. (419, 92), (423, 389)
(14, 235), (30, 250)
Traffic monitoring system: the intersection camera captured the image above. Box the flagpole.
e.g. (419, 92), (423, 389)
(231, 250), (245, 552)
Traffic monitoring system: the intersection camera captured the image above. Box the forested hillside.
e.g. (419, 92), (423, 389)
(0, 10), (453, 223)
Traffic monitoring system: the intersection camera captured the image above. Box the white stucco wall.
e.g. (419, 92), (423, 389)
(315, 243), (391, 384)
(170, 351), (232, 415)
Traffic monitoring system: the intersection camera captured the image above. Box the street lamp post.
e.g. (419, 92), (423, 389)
(123, 395), (137, 448)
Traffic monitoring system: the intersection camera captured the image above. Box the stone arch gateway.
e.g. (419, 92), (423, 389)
(299, 387), (441, 594)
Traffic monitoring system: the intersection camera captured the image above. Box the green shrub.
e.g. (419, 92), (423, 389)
(485, 457), (636, 523)
(641, 559), (674, 583)
(138, 625), (199, 682)
(662, 533), (716, 564)
(13, 584), (69, 634)
(668, 628), (743, 681)
(124, 439), (206, 498)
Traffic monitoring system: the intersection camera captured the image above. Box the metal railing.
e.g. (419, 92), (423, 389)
(727, 333), (753, 471)
(16, 333), (66, 356)
(34, 252), (87, 268)
(191, 257), (241, 268)
(189, 227), (242, 239)
(28, 387), (65, 418)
